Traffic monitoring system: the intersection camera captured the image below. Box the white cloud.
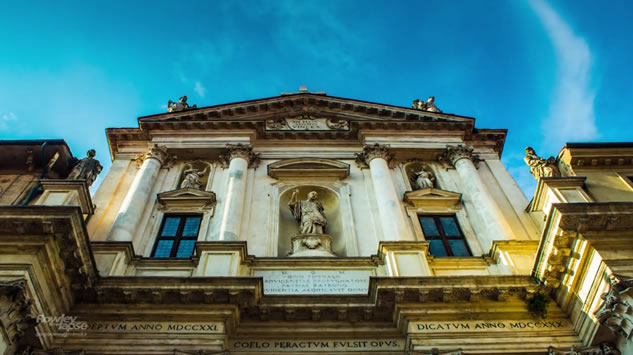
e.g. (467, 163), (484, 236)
(194, 81), (206, 98)
(0, 111), (17, 131)
(529, 0), (598, 146)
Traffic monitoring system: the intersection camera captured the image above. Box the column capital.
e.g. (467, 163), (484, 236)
(438, 145), (480, 167)
(219, 144), (260, 168)
(355, 144), (393, 168)
(136, 145), (176, 168)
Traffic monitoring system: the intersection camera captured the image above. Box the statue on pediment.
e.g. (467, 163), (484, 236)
(288, 190), (327, 234)
(414, 166), (435, 189)
(524, 147), (560, 179)
(168, 96), (197, 113)
(180, 164), (209, 190)
(67, 149), (103, 186)
(412, 96), (442, 113)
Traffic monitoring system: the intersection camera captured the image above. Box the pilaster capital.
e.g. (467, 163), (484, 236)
(219, 144), (260, 168)
(438, 145), (480, 167)
(355, 144), (393, 168)
(139, 145), (176, 168)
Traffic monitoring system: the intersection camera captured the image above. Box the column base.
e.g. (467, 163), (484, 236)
(288, 234), (336, 257)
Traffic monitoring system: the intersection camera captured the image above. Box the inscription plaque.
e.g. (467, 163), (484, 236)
(254, 269), (372, 295)
(230, 338), (405, 352)
(409, 319), (571, 333)
(265, 118), (349, 131)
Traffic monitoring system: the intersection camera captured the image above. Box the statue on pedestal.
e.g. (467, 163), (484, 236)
(288, 190), (327, 234)
(287, 190), (335, 257)
(67, 149), (103, 186)
(524, 147), (560, 179)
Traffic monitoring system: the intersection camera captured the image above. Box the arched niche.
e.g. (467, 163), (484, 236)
(278, 185), (346, 256)
(401, 160), (436, 191)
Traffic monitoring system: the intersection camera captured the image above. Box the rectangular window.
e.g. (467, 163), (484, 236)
(418, 215), (471, 257)
(151, 215), (202, 258)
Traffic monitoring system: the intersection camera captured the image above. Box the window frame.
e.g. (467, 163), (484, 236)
(150, 214), (202, 258)
(418, 214), (472, 257)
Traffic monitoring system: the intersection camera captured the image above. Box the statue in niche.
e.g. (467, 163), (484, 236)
(412, 96), (442, 113)
(180, 164), (209, 190)
(524, 147), (560, 179)
(67, 149), (103, 186)
(288, 190), (327, 234)
(413, 166), (435, 189)
(167, 96), (197, 112)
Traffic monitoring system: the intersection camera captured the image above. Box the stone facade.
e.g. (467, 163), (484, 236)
(0, 93), (631, 354)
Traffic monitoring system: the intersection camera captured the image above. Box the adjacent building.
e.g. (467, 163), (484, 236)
(1, 92), (631, 354)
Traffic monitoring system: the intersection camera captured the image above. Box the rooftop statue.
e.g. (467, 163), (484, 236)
(412, 96), (442, 113)
(414, 166), (435, 189)
(67, 149), (103, 186)
(167, 96), (197, 113)
(180, 164), (209, 190)
(524, 147), (560, 179)
(288, 190), (327, 235)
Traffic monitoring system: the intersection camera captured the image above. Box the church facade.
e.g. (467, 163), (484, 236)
(0, 92), (631, 354)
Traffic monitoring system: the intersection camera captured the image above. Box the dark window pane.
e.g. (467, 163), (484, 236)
(182, 217), (201, 236)
(153, 240), (174, 257)
(161, 217), (181, 236)
(176, 240), (196, 258)
(420, 217), (439, 236)
(448, 239), (470, 257)
(429, 239), (447, 256)
(439, 217), (459, 236)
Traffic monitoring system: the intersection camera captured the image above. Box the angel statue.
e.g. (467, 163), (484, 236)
(167, 96), (197, 113)
(180, 163), (209, 190)
(412, 96), (442, 113)
(288, 190), (327, 234)
(414, 166), (435, 189)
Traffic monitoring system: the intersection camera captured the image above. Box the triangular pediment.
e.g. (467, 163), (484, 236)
(138, 93), (474, 125)
(157, 188), (216, 213)
(403, 188), (462, 209)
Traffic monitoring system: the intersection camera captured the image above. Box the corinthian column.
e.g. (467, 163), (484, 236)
(439, 145), (514, 250)
(356, 144), (410, 241)
(217, 144), (259, 241)
(108, 145), (174, 242)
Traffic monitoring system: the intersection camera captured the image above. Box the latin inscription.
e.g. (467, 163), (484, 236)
(410, 320), (570, 333)
(74, 322), (222, 334)
(230, 339), (405, 352)
(265, 118), (349, 131)
(254, 270), (372, 295)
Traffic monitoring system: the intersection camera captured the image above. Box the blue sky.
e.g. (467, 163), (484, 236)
(1, 0), (632, 196)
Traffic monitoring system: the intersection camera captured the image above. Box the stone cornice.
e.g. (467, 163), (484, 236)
(355, 143), (393, 167)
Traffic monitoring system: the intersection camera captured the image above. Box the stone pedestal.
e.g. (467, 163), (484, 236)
(288, 234), (336, 257)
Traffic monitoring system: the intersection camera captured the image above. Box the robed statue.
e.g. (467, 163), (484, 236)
(180, 164), (209, 190)
(67, 149), (103, 186)
(288, 190), (327, 234)
(412, 96), (442, 113)
(414, 166), (435, 189)
(167, 96), (197, 113)
(524, 147), (560, 179)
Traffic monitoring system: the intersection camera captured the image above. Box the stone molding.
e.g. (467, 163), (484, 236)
(547, 343), (619, 355)
(355, 143), (393, 167)
(156, 188), (217, 213)
(0, 279), (36, 353)
(595, 274), (633, 340)
(267, 158), (350, 179)
(219, 143), (260, 168)
(438, 145), (480, 167)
